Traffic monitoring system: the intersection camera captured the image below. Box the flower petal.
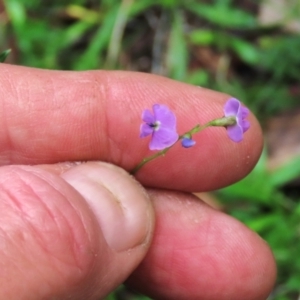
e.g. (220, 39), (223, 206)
(149, 127), (178, 150)
(223, 98), (250, 142)
(140, 123), (153, 138)
(224, 98), (240, 117)
(142, 109), (155, 124)
(242, 119), (250, 133)
(236, 105), (250, 132)
(241, 106), (249, 119)
(181, 138), (196, 148)
(153, 104), (177, 130)
(226, 124), (243, 142)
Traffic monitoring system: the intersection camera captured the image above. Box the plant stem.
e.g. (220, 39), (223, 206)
(131, 116), (236, 175)
(131, 146), (171, 175)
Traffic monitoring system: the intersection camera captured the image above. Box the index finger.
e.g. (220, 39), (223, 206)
(0, 64), (262, 191)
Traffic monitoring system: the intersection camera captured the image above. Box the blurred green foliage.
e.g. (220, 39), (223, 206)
(218, 150), (300, 300)
(0, 48), (11, 62)
(1, 0), (300, 299)
(1, 0), (299, 118)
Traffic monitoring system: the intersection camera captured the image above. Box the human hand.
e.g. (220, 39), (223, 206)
(0, 64), (276, 300)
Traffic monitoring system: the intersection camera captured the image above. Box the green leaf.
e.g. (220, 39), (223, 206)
(246, 214), (279, 233)
(159, 0), (181, 8)
(129, 0), (154, 16)
(189, 29), (215, 46)
(167, 11), (188, 80)
(269, 156), (300, 187)
(0, 49), (11, 62)
(4, 0), (26, 31)
(287, 275), (300, 291)
(219, 148), (274, 204)
(184, 3), (256, 28)
(59, 21), (94, 49)
(230, 38), (260, 65)
(186, 70), (209, 86)
(74, 6), (119, 70)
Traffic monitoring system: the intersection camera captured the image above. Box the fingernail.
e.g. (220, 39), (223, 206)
(61, 162), (153, 252)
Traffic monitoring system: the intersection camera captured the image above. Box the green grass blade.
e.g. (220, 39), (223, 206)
(167, 10), (188, 80)
(0, 49), (11, 62)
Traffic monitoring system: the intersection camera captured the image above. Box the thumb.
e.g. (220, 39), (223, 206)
(0, 162), (154, 300)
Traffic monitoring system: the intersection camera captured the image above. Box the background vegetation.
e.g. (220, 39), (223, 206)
(1, 0), (300, 299)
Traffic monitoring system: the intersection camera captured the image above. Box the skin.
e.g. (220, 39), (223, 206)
(0, 64), (276, 300)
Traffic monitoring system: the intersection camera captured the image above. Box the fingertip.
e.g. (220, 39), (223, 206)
(127, 191), (276, 300)
(134, 103), (263, 192)
(0, 163), (154, 299)
(61, 162), (154, 252)
(0, 64), (263, 191)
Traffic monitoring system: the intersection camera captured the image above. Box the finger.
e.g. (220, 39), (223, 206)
(0, 162), (154, 300)
(127, 191), (276, 300)
(0, 64), (262, 191)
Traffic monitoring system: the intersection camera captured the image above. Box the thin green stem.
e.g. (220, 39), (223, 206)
(131, 146), (171, 175)
(131, 116), (236, 175)
(179, 123), (209, 138)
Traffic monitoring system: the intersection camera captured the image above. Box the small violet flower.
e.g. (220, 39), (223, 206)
(181, 137), (196, 148)
(140, 104), (179, 150)
(224, 98), (250, 142)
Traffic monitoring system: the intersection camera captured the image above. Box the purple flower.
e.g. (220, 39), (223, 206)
(181, 137), (196, 148)
(224, 98), (250, 142)
(140, 104), (179, 150)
